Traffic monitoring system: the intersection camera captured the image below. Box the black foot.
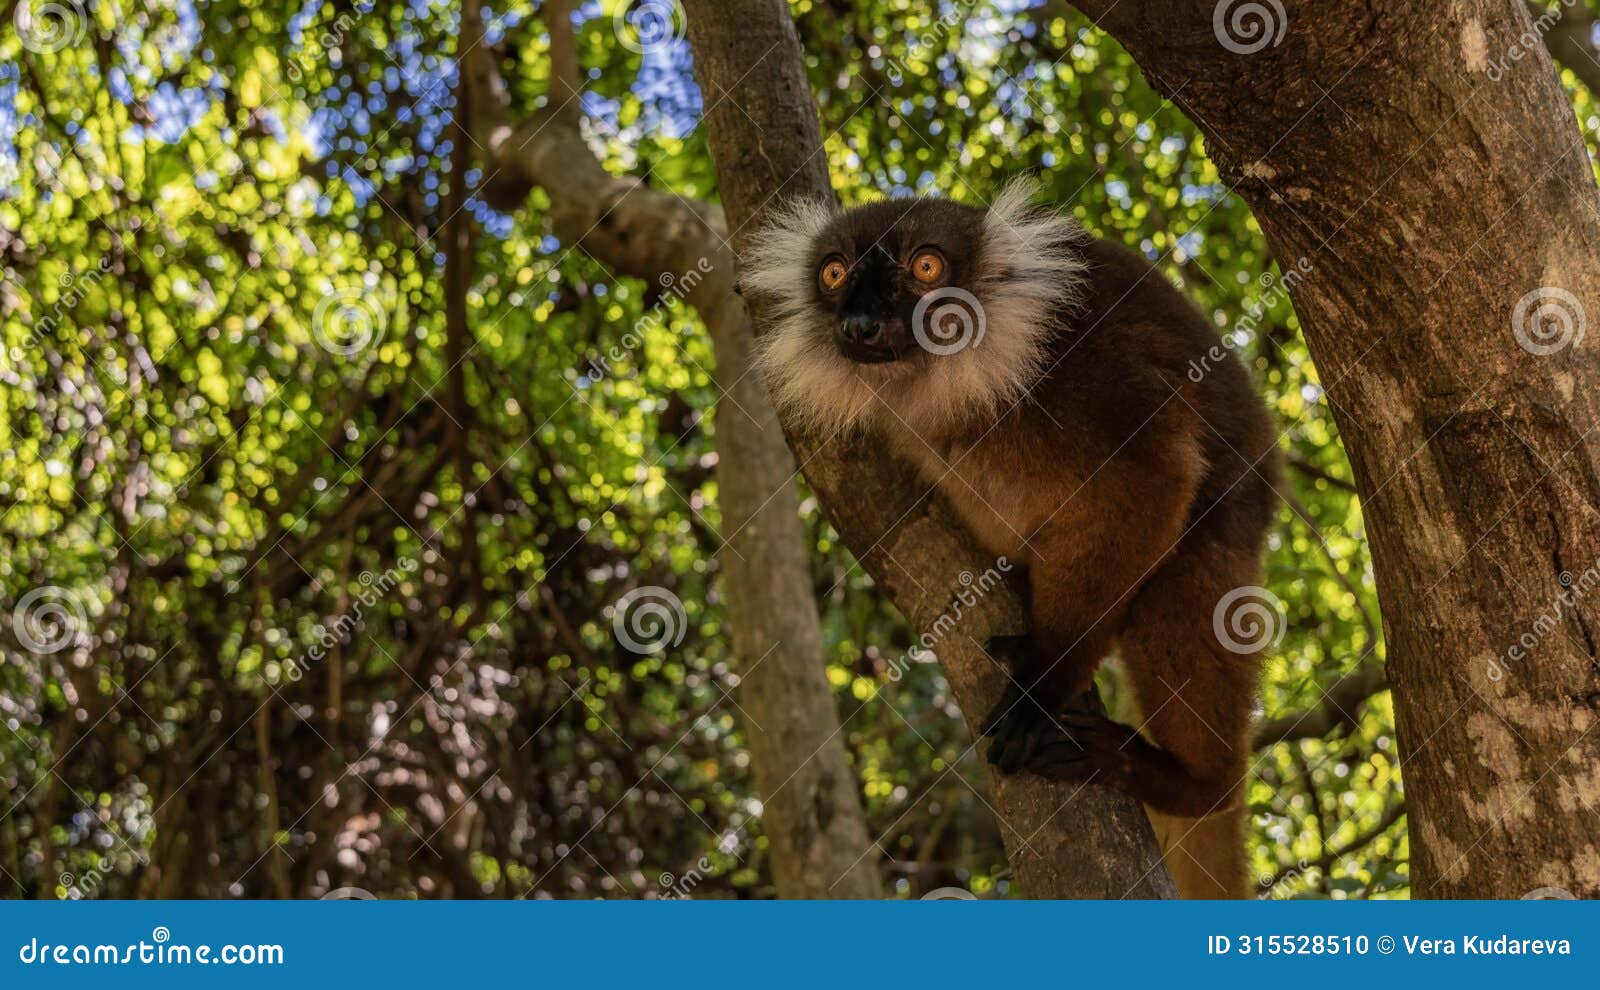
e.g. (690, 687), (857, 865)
(980, 678), (1060, 774)
(1024, 705), (1141, 784)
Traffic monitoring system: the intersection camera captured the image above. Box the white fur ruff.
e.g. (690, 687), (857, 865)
(742, 179), (1087, 440)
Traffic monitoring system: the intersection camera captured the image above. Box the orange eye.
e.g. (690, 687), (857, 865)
(819, 257), (849, 291)
(910, 249), (946, 284)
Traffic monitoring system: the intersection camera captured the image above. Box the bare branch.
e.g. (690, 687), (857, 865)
(1287, 452), (1358, 494)
(1254, 661), (1389, 748)
(685, 0), (1175, 898)
(454, 0), (882, 898)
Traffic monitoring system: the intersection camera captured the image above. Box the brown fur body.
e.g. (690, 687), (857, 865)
(746, 187), (1279, 898)
(895, 238), (1277, 898)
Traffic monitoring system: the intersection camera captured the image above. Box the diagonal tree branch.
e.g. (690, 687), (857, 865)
(456, 0), (881, 898)
(1254, 661), (1389, 749)
(683, 0), (1176, 898)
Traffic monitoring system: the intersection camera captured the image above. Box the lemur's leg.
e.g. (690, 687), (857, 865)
(1025, 531), (1265, 898)
(981, 456), (1196, 773)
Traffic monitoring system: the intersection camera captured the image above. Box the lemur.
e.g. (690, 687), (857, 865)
(741, 181), (1280, 898)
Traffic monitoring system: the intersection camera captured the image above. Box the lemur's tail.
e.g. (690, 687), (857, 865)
(1146, 806), (1249, 899)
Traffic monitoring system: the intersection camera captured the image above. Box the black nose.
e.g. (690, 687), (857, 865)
(839, 314), (884, 347)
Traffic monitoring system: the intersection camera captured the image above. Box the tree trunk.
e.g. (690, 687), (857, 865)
(684, 0), (1177, 898)
(456, 0), (880, 898)
(1074, 0), (1600, 896)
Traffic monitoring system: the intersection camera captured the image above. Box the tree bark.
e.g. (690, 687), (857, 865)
(684, 0), (1177, 898)
(458, 0), (881, 898)
(1073, 0), (1600, 896)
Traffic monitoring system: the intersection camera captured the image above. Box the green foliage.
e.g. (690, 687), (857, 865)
(18, 0), (1597, 900)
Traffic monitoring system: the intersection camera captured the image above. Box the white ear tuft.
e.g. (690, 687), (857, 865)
(739, 199), (838, 316)
(742, 200), (882, 437)
(896, 177), (1089, 423)
(980, 177), (1088, 302)
(987, 176), (1046, 229)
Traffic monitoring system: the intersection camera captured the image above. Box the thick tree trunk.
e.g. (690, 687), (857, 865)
(1075, 0), (1600, 896)
(458, 0), (880, 898)
(684, 0), (1177, 898)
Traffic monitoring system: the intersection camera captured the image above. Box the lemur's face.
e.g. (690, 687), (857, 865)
(741, 181), (1087, 436)
(802, 200), (986, 365)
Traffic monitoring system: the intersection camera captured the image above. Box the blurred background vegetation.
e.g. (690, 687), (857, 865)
(4, 0), (1598, 899)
